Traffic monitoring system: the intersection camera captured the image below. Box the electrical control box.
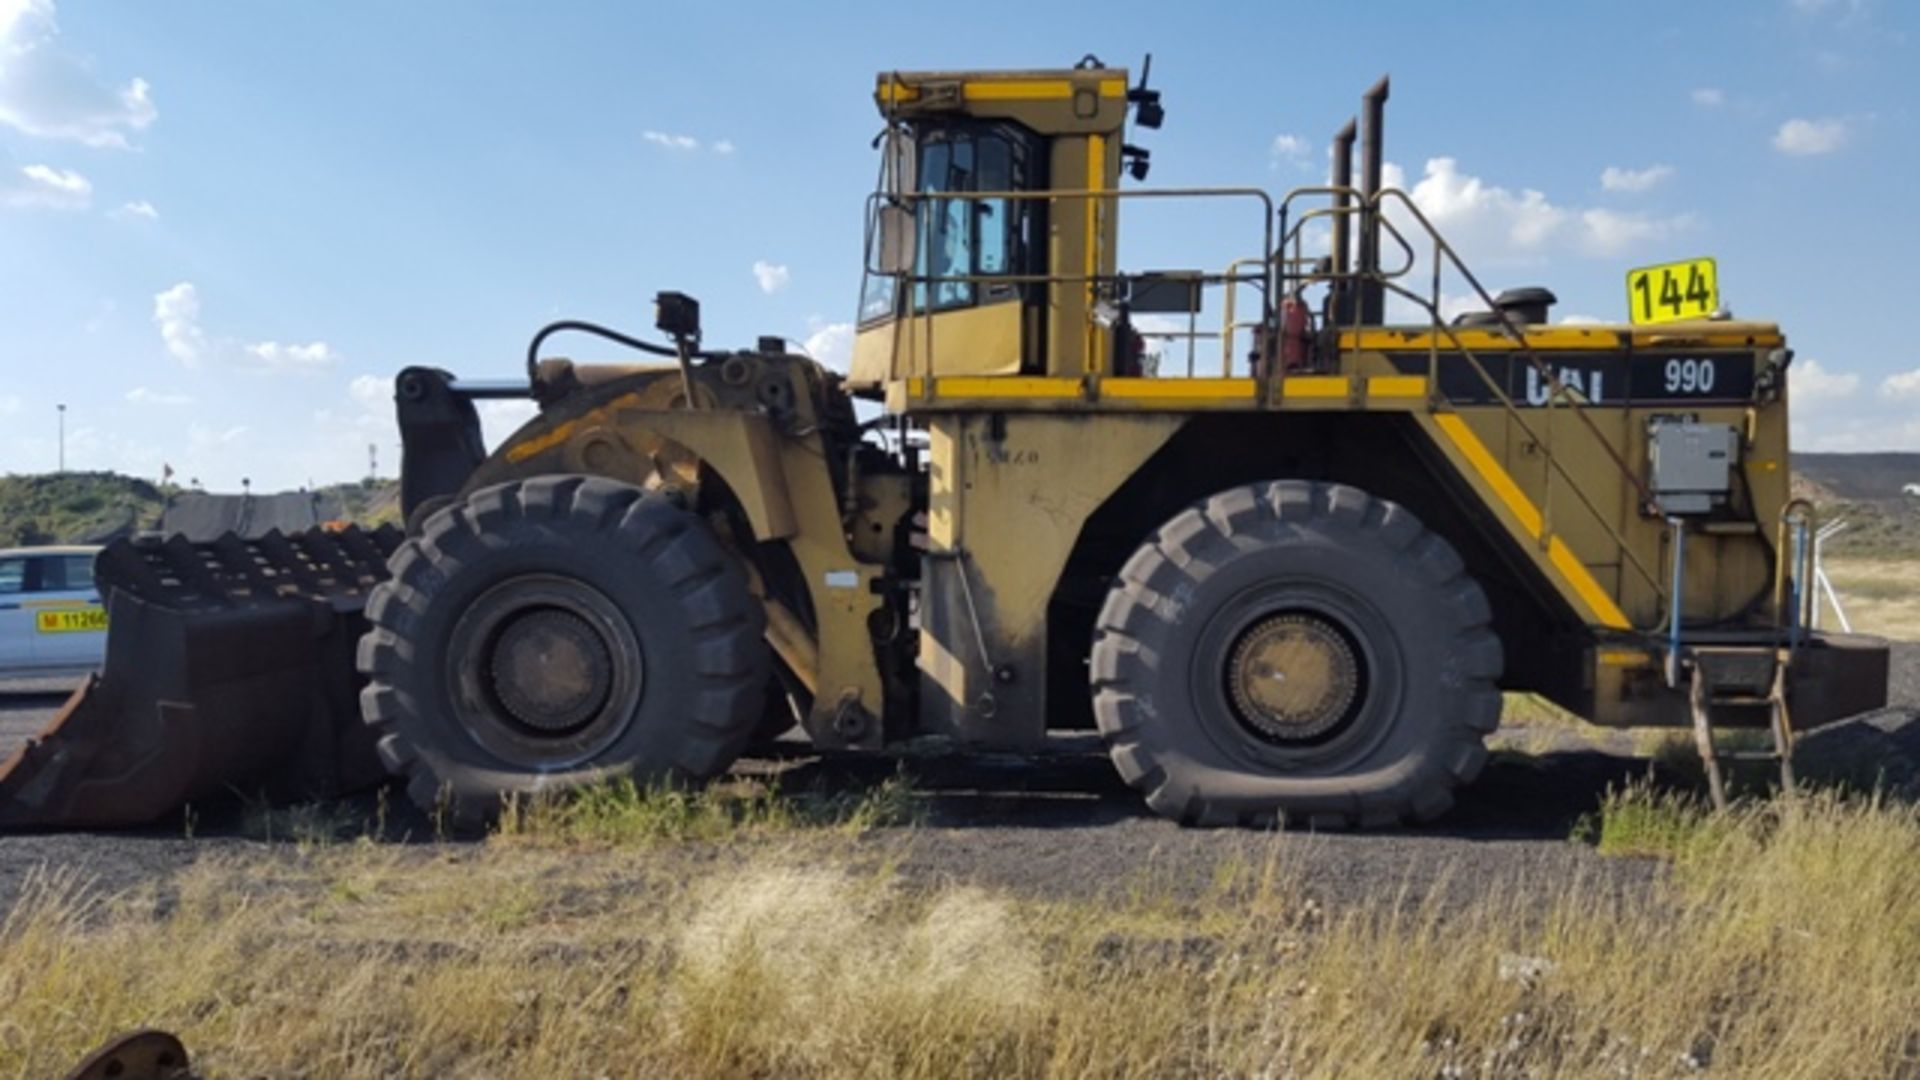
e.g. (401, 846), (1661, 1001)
(1649, 421), (1738, 515)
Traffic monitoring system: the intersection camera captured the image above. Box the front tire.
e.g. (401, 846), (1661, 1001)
(358, 476), (768, 827)
(1089, 481), (1501, 828)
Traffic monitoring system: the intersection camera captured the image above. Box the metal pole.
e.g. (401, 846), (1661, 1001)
(1666, 517), (1686, 688)
(57, 403), (65, 472)
(1358, 75), (1390, 324)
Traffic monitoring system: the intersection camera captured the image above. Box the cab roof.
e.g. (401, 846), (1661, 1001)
(0, 545), (102, 559)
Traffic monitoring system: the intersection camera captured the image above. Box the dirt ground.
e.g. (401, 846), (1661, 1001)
(2, 644), (1912, 923)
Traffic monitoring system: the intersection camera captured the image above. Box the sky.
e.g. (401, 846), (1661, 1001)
(0, 0), (1914, 491)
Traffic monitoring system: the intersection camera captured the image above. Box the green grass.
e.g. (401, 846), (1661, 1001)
(490, 772), (921, 848)
(0, 471), (163, 545)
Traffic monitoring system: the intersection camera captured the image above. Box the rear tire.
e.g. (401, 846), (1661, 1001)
(358, 476), (768, 828)
(1089, 481), (1501, 828)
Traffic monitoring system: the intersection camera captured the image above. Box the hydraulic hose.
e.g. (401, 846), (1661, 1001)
(524, 319), (680, 384)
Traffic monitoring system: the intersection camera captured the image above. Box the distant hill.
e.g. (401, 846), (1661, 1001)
(0, 472), (401, 546)
(0, 471), (164, 546)
(1791, 453), (1920, 559)
(1792, 453), (1920, 502)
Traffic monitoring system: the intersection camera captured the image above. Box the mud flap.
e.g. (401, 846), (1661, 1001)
(0, 526), (400, 829)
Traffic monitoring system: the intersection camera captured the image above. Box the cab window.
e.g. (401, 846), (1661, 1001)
(915, 137), (976, 311)
(870, 123), (1039, 318)
(43, 555), (94, 592)
(0, 558), (23, 595)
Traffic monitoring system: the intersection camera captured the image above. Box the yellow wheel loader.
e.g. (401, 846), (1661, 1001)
(1, 58), (1888, 829)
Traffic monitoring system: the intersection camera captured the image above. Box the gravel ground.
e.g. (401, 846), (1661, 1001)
(3, 646), (1915, 918)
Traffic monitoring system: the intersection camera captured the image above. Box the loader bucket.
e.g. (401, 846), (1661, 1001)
(0, 525), (402, 830)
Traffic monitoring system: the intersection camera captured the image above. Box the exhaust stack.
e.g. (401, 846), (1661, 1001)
(1329, 118), (1357, 320)
(1358, 75), (1390, 324)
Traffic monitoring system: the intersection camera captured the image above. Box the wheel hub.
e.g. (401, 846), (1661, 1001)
(1225, 612), (1362, 744)
(444, 573), (645, 770)
(488, 608), (614, 734)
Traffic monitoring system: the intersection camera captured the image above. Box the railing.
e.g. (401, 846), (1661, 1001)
(1273, 185), (1669, 623)
(862, 186), (1275, 381)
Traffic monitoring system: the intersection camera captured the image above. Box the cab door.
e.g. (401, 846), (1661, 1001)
(0, 555), (29, 671)
(26, 552), (106, 672)
(853, 124), (1045, 383)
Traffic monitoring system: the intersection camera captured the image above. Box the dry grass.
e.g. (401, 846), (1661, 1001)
(1822, 556), (1920, 641)
(4, 783), (1919, 1078)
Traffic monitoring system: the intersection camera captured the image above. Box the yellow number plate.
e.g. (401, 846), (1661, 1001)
(1626, 257), (1718, 325)
(36, 607), (107, 633)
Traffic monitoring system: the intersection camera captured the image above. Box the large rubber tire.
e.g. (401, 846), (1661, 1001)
(358, 476), (768, 827)
(1089, 481), (1502, 828)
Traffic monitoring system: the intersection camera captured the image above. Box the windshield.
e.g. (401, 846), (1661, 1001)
(861, 123), (1036, 324)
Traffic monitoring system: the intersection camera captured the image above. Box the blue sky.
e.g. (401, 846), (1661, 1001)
(1, 0), (1914, 491)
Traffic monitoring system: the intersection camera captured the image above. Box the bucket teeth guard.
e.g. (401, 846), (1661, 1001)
(0, 525), (402, 829)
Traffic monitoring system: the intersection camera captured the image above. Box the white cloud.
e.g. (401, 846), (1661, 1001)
(125, 386), (191, 406)
(347, 372), (386, 410)
(642, 130), (734, 156)
(478, 399), (538, 449)
(244, 340), (339, 372)
(1389, 157), (1691, 266)
(1772, 118), (1848, 156)
(0, 393), (20, 414)
(752, 260), (790, 294)
(1600, 164), (1673, 193)
(152, 281), (338, 373)
(1557, 313), (1605, 325)
(1270, 133), (1310, 168)
(802, 318), (854, 372)
(152, 282), (206, 366)
(1880, 368), (1920, 399)
(1790, 359), (1859, 404)
(642, 130), (698, 151)
(0, 160), (87, 208)
(1578, 208), (1688, 257)
(0, 1), (52, 42)
(0, 1), (157, 149)
(1691, 87), (1725, 108)
(111, 198), (155, 220)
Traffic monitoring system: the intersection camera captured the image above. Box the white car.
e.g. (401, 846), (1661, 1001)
(0, 545), (107, 679)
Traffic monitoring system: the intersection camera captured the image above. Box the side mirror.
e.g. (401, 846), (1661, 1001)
(877, 202), (916, 276)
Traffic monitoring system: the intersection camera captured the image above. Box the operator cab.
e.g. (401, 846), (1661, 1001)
(849, 61), (1146, 393)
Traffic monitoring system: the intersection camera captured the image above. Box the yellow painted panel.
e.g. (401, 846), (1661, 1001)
(1339, 328), (1622, 352)
(1629, 328), (1783, 349)
(884, 302), (1024, 380)
(934, 377), (1082, 399)
(1549, 536), (1632, 630)
(1103, 378), (1255, 401)
(1431, 412), (1632, 631)
(1432, 413), (1543, 539)
(1597, 648), (1654, 668)
(965, 78), (1127, 100)
(1280, 376), (1351, 399)
(1366, 375), (1428, 398)
(1084, 132), (1105, 375)
(503, 391), (644, 463)
(877, 78), (1127, 104)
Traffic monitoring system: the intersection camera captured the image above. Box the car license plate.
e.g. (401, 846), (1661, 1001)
(36, 607), (107, 633)
(1626, 257), (1718, 325)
